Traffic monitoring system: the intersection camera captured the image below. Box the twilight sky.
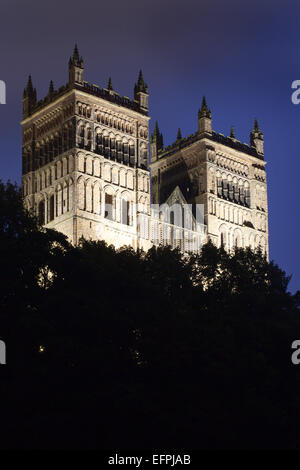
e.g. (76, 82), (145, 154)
(0, 0), (299, 291)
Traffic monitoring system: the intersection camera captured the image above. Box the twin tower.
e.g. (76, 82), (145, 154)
(21, 46), (268, 255)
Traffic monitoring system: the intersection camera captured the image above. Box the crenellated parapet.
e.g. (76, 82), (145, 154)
(22, 45), (149, 120)
(151, 99), (264, 164)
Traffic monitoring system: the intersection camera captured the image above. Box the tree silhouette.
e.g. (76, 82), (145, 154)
(0, 180), (300, 449)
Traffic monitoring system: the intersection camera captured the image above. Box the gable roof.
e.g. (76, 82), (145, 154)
(164, 185), (188, 207)
(153, 185), (205, 233)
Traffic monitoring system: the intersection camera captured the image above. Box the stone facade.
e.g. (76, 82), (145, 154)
(150, 99), (269, 256)
(21, 47), (267, 256)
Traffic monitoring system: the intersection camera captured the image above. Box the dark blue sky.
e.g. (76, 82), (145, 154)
(0, 0), (299, 291)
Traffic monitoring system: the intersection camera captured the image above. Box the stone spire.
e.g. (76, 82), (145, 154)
(150, 121), (164, 162)
(134, 69), (149, 112)
(152, 121), (163, 148)
(136, 70), (147, 93)
(48, 80), (54, 95)
(198, 96), (212, 134)
(250, 118), (264, 156)
(22, 75), (37, 118)
(73, 44), (79, 62)
(107, 77), (113, 91)
(69, 44), (83, 67)
(25, 75), (33, 95)
(68, 44), (84, 86)
(198, 96), (211, 119)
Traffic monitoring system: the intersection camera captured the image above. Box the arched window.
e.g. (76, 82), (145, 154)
(104, 136), (110, 157)
(142, 146), (147, 158)
(49, 195), (55, 221)
(170, 211), (174, 225)
(58, 132), (63, 155)
(95, 133), (103, 154)
(234, 232), (242, 248)
(245, 186), (251, 207)
(239, 185), (245, 205)
(217, 177), (222, 197)
(48, 140), (53, 162)
(233, 181), (239, 203)
(86, 128), (92, 150)
(123, 143), (129, 156)
(117, 139), (122, 161)
(221, 232), (225, 249)
(63, 127), (68, 152)
(121, 199), (130, 225)
(38, 200), (45, 225)
(68, 124), (74, 149)
(104, 193), (114, 220)
(222, 178), (228, 199)
(39, 145), (44, 167)
(228, 179), (233, 201)
(110, 137), (116, 159)
(53, 135), (59, 157)
(129, 144), (135, 157)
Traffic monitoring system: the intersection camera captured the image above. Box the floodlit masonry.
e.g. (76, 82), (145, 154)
(21, 46), (268, 256)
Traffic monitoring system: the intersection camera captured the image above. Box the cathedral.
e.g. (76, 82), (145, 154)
(21, 46), (268, 256)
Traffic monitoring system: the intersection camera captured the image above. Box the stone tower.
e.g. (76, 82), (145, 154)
(21, 48), (266, 256)
(150, 98), (269, 256)
(21, 46), (153, 250)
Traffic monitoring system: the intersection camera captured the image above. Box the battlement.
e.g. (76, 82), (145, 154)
(22, 45), (148, 120)
(154, 129), (263, 162)
(151, 98), (264, 163)
(23, 80), (148, 119)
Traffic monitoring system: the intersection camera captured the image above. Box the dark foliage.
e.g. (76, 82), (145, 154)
(0, 180), (300, 449)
